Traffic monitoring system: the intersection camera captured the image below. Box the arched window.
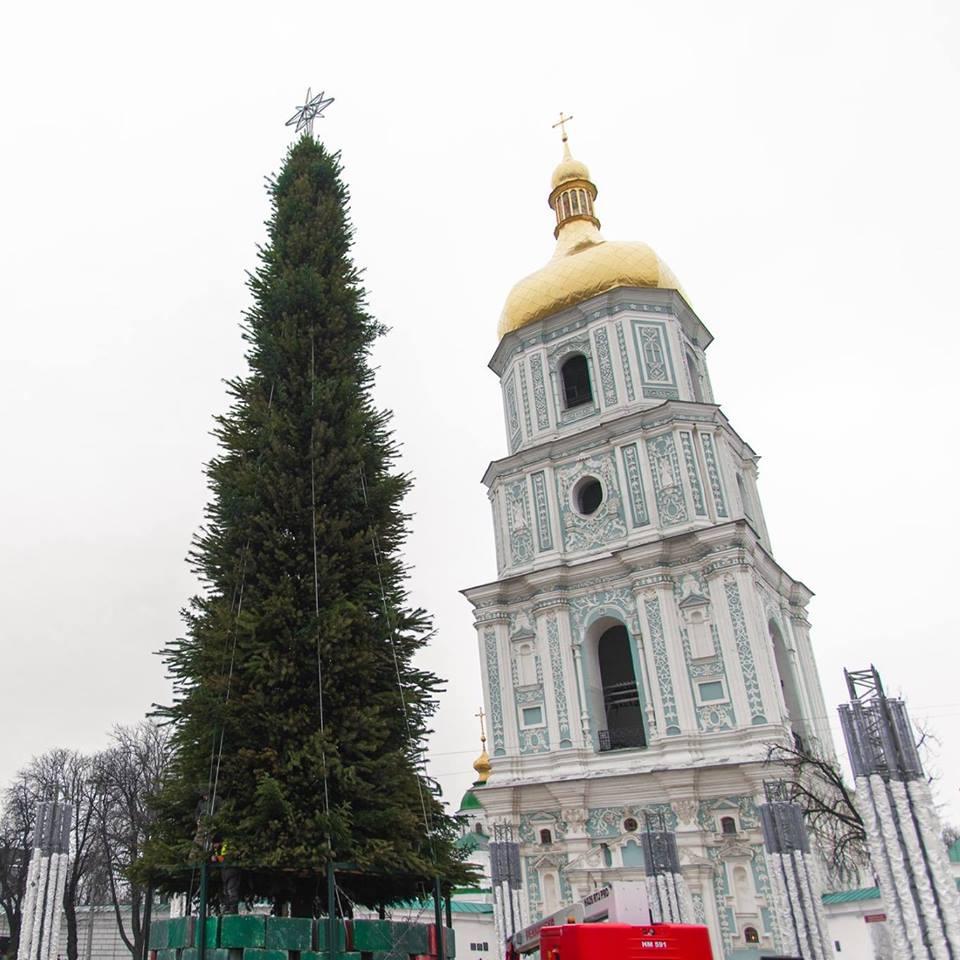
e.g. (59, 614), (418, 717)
(539, 828), (553, 845)
(720, 816), (737, 835)
(560, 354), (592, 409)
(475, 822), (484, 834)
(596, 624), (645, 751)
(686, 350), (704, 402)
(744, 927), (760, 944)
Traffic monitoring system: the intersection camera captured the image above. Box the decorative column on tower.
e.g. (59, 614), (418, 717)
(464, 119), (837, 959)
(839, 666), (960, 960)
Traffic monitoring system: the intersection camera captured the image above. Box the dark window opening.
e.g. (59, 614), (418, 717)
(720, 816), (737, 835)
(744, 927), (760, 944)
(539, 828), (553, 845)
(597, 624), (646, 751)
(561, 354), (592, 409)
(475, 822), (484, 834)
(575, 477), (603, 515)
(623, 817), (638, 833)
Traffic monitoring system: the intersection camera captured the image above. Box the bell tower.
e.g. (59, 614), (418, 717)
(463, 131), (834, 960)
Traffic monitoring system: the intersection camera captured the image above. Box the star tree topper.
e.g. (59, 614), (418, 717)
(285, 87), (334, 136)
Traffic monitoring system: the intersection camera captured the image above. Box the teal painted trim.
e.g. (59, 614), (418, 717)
(546, 615), (572, 747)
(724, 577), (766, 723)
(615, 320), (636, 402)
(504, 479), (534, 565)
(529, 354), (550, 430)
(530, 471), (553, 552)
(680, 431), (706, 516)
(619, 443), (650, 527)
(700, 432), (728, 517)
(593, 326), (618, 406)
(644, 595), (681, 734)
(483, 630), (506, 756)
(504, 372), (521, 452)
(519, 359), (533, 439)
(631, 319), (680, 400)
(821, 886), (881, 904)
(646, 433), (689, 526)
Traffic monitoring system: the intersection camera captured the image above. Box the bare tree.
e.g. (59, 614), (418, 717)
(0, 776), (34, 956)
(765, 741), (869, 885)
(92, 723), (174, 960)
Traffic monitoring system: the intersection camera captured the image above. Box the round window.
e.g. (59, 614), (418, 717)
(623, 817), (638, 833)
(574, 476), (604, 516)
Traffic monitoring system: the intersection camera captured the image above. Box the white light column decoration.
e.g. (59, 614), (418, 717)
(18, 799), (72, 960)
(839, 666), (960, 960)
(642, 816), (694, 924)
(759, 784), (831, 959)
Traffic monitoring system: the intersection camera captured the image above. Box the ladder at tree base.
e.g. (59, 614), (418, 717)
(148, 916), (455, 960)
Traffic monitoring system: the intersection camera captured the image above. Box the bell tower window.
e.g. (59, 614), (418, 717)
(560, 354), (592, 409)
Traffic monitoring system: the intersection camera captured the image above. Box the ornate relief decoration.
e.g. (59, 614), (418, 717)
(644, 594), (681, 735)
(697, 795), (761, 833)
(680, 431), (707, 517)
(530, 471), (554, 552)
(700, 432), (728, 517)
(504, 371), (522, 451)
(554, 454), (627, 553)
(586, 804), (676, 838)
(519, 359), (533, 439)
(519, 726), (551, 755)
(619, 443), (650, 527)
(632, 320), (680, 400)
(547, 615), (572, 747)
(706, 847), (734, 954)
(593, 326), (618, 407)
(505, 479), (535, 566)
(483, 629), (506, 756)
(672, 798), (700, 826)
(615, 320), (636, 402)
(692, 892), (707, 925)
(529, 354), (551, 430)
(724, 576), (767, 724)
(519, 811), (568, 843)
(568, 586), (636, 637)
(646, 433), (688, 526)
(675, 575), (736, 733)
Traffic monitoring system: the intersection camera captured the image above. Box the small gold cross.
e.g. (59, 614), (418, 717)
(475, 706), (487, 742)
(552, 112), (574, 143)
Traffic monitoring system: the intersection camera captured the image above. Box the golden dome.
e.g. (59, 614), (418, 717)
(551, 142), (591, 189)
(472, 739), (491, 785)
(498, 140), (683, 339)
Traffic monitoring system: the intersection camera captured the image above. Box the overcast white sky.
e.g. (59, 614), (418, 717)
(2, 1), (959, 831)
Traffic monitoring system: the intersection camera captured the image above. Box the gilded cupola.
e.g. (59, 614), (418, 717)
(498, 123), (685, 339)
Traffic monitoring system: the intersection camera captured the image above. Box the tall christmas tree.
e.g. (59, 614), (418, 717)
(140, 135), (464, 913)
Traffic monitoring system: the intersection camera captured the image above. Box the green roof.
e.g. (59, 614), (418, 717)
(821, 887), (881, 904)
(391, 899), (493, 915)
(459, 789), (482, 811)
(455, 832), (489, 853)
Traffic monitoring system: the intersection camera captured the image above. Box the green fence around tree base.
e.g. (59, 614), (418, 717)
(149, 916), (455, 960)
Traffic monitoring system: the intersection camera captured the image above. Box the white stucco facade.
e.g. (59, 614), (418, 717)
(464, 278), (836, 959)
